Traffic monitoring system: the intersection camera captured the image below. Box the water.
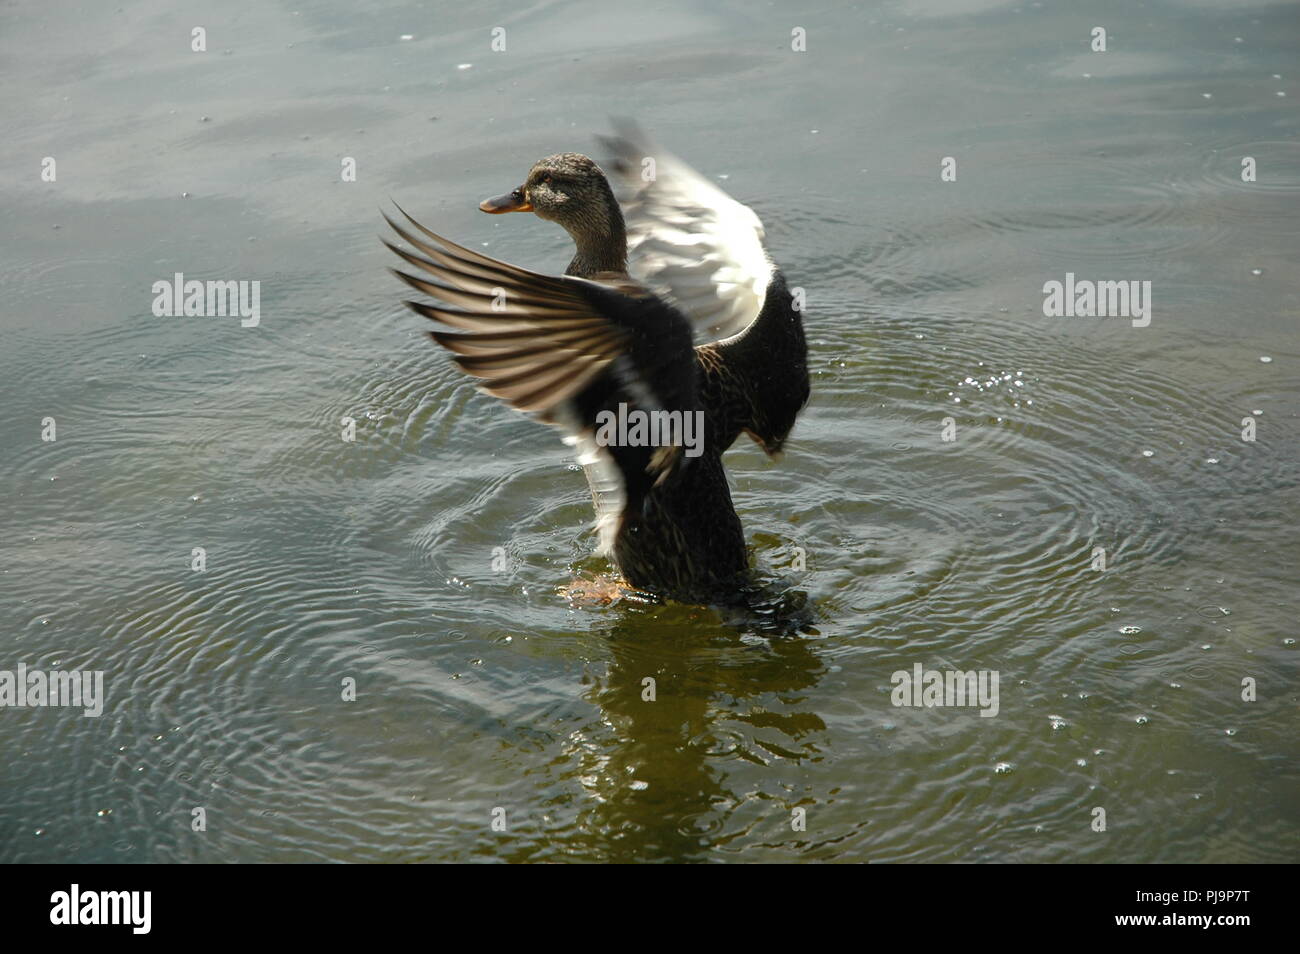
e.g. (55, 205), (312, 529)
(2, 0), (1297, 863)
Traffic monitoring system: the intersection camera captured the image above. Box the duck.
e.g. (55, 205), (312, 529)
(384, 125), (809, 605)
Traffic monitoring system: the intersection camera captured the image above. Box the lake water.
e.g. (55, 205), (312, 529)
(1, 0), (1297, 863)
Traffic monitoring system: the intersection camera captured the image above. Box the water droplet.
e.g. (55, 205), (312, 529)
(399, 34), (414, 40)
(1120, 625), (1141, 635)
(1225, 728), (1237, 736)
(1049, 715), (1067, 730)
(1250, 268), (1263, 276)
(457, 63), (473, 70)
(1259, 356), (1272, 363)
(994, 761), (1014, 775)
(1135, 715), (1149, 725)
(1142, 449), (1154, 457)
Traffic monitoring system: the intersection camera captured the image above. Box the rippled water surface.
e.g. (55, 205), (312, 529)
(2, 0), (1297, 863)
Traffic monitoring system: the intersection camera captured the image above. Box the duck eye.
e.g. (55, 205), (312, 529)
(540, 173), (553, 184)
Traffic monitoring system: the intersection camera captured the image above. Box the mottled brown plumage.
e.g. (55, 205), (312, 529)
(387, 129), (808, 604)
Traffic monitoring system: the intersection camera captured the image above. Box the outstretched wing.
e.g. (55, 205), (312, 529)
(383, 205), (699, 554)
(600, 121), (775, 345)
(384, 208), (631, 414)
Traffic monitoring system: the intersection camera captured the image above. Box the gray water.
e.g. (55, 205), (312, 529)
(1, 0), (1297, 863)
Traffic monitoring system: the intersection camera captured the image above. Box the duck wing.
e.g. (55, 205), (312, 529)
(383, 205), (700, 554)
(599, 121), (775, 345)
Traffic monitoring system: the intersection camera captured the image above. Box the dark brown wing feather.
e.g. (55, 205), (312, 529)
(383, 206), (631, 414)
(383, 205), (705, 557)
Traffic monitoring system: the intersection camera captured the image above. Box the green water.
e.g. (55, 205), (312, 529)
(1, 0), (1297, 862)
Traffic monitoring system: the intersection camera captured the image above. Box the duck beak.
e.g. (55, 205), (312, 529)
(479, 188), (533, 214)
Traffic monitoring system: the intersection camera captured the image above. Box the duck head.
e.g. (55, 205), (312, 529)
(479, 153), (627, 277)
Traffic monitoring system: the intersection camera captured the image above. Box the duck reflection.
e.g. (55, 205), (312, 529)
(537, 589), (827, 862)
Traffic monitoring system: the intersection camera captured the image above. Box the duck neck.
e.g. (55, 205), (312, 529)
(562, 203), (628, 278)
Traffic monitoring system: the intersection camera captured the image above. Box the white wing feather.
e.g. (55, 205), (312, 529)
(603, 127), (774, 344)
